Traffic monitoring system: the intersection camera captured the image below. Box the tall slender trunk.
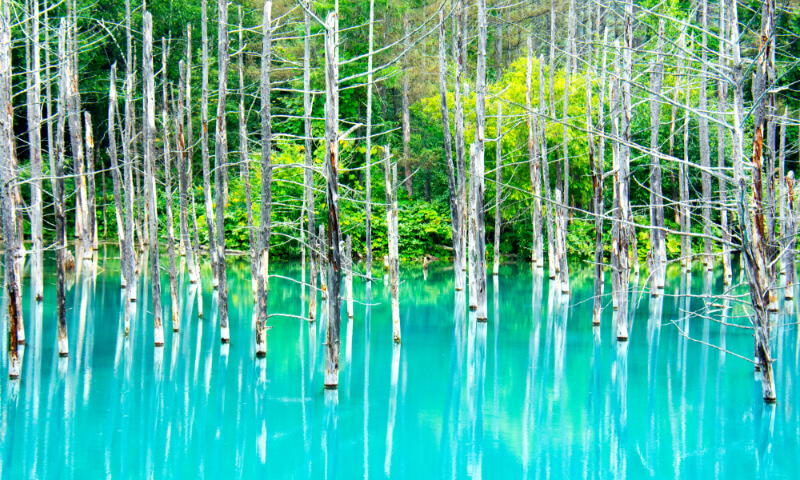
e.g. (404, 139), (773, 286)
(718, 0), (731, 284)
(681, 37), (692, 272)
(303, 0), (317, 319)
(237, 6), (256, 300)
(1, 3), (21, 377)
(454, 2), (467, 286)
(256, 1), (273, 357)
(365, 0), (375, 282)
(185, 23), (202, 284)
(616, 0), (634, 341)
(385, 146), (400, 342)
(123, 0), (137, 308)
(55, 20), (69, 356)
(401, 18), (412, 199)
(143, 11), (164, 347)
(346, 236), (353, 318)
(163, 39), (179, 333)
(66, 9), (87, 249)
(493, 101), (502, 276)
(215, 0), (231, 343)
(474, 0), (488, 320)
(323, 11), (343, 386)
(539, 55), (556, 281)
(526, 38), (543, 268)
(699, 0), (712, 271)
(730, 0), (776, 403)
(610, 40), (621, 311)
(201, 0), (218, 288)
(28, 0), (43, 301)
(177, 60), (198, 284)
(439, 10), (462, 291)
(649, 20), (666, 292)
(108, 65), (127, 291)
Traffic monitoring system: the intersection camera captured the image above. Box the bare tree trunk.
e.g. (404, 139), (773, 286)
(610, 40), (621, 311)
(346, 236), (353, 318)
(86, 118), (97, 254)
(143, 11), (164, 347)
(454, 2), (467, 287)
(1, 4), (21, 377)
(215, 0), (231, 344)
(254, 0), (273, 356)
(185, 23), (202, 285)
(730, 0), (776, 402)
(401, 18), (412, 199)
(539, 55), (556, 281)
(718, 1), (732, 284)
(526, 37), (543, 269)
(385, 146), (400, 342)
(201, 0), (218, 289)
(162, 40), (179, 333)
(493, 101), (502, 276)
(177, 60), (198, 284)
(123, 0), (137, 307)
(474, 0), (488, 320)
(438, 10), (463, 290)
(786, 170), (796, 300)
(323, 11), (343, 386)
(303, 0), (317, 319)
(236, 6), (256, 300)
(680, 34), (692, 272)
(699, 0), (712, 272)
(616, 0), (634, 341)
(28, 0), (43, 301)
(55, 20), (69, 356)
(66, 10), (88, 250)
(108, 65), (128, 292)
(649, 20), (666, 292)
(587, 48), (600, 325)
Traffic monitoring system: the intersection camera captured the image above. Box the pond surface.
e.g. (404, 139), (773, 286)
(1, 248), (799, 479)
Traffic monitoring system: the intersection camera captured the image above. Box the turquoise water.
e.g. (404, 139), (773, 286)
(1, 248), (799, 479)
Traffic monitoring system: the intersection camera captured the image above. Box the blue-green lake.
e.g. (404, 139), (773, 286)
(1, 248), (799, 478)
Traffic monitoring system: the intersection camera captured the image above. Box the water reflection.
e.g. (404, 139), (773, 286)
(1, 256), (800, 478)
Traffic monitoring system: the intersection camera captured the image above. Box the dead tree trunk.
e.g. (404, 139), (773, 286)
(385, 146), (400, 342)
(364, 0), (375, 282)
(401, 18), (412, 199)
(323, 11), (343, 386)
(108, 65), (127, 289)
(303, 0), (317, 319)
(616, 0), (634, 341)
(346, 236), (353, 318)
(163, 40), (179, 333)
(66, 12), (88, 250)
(55, 20), (69, 356)
(526, 38), (543, 268)
(493, 101), (502, 276)
(237, 6), (256, 299)
(1, 4), (21, 377)
(123, 0), (137, 307)
(28, 0), (43, 301)
(185, 23), (202, 285)
(649, 20), (666, 292)
(679, 33), (692, 272)
(539, 55), (556, 281)
(454, 1), (467, 287)
(438, 10), (463, 291)
(699, 0), (712, 272)
(730, 0), (776, 402)
(143, 11), (164, 347)
(474, 0), (488, 320)
(255, 0), (273, 357)
(215, 0), (231, 344)
(785, 170), (796, 300)
(177, 60), (198, 284)
(587, 52), (599, 325)
(718, 0), (732, 285)
(201, 0), (218, 289)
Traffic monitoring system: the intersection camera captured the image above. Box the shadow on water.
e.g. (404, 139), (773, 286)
(1, 251), (800, 478)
